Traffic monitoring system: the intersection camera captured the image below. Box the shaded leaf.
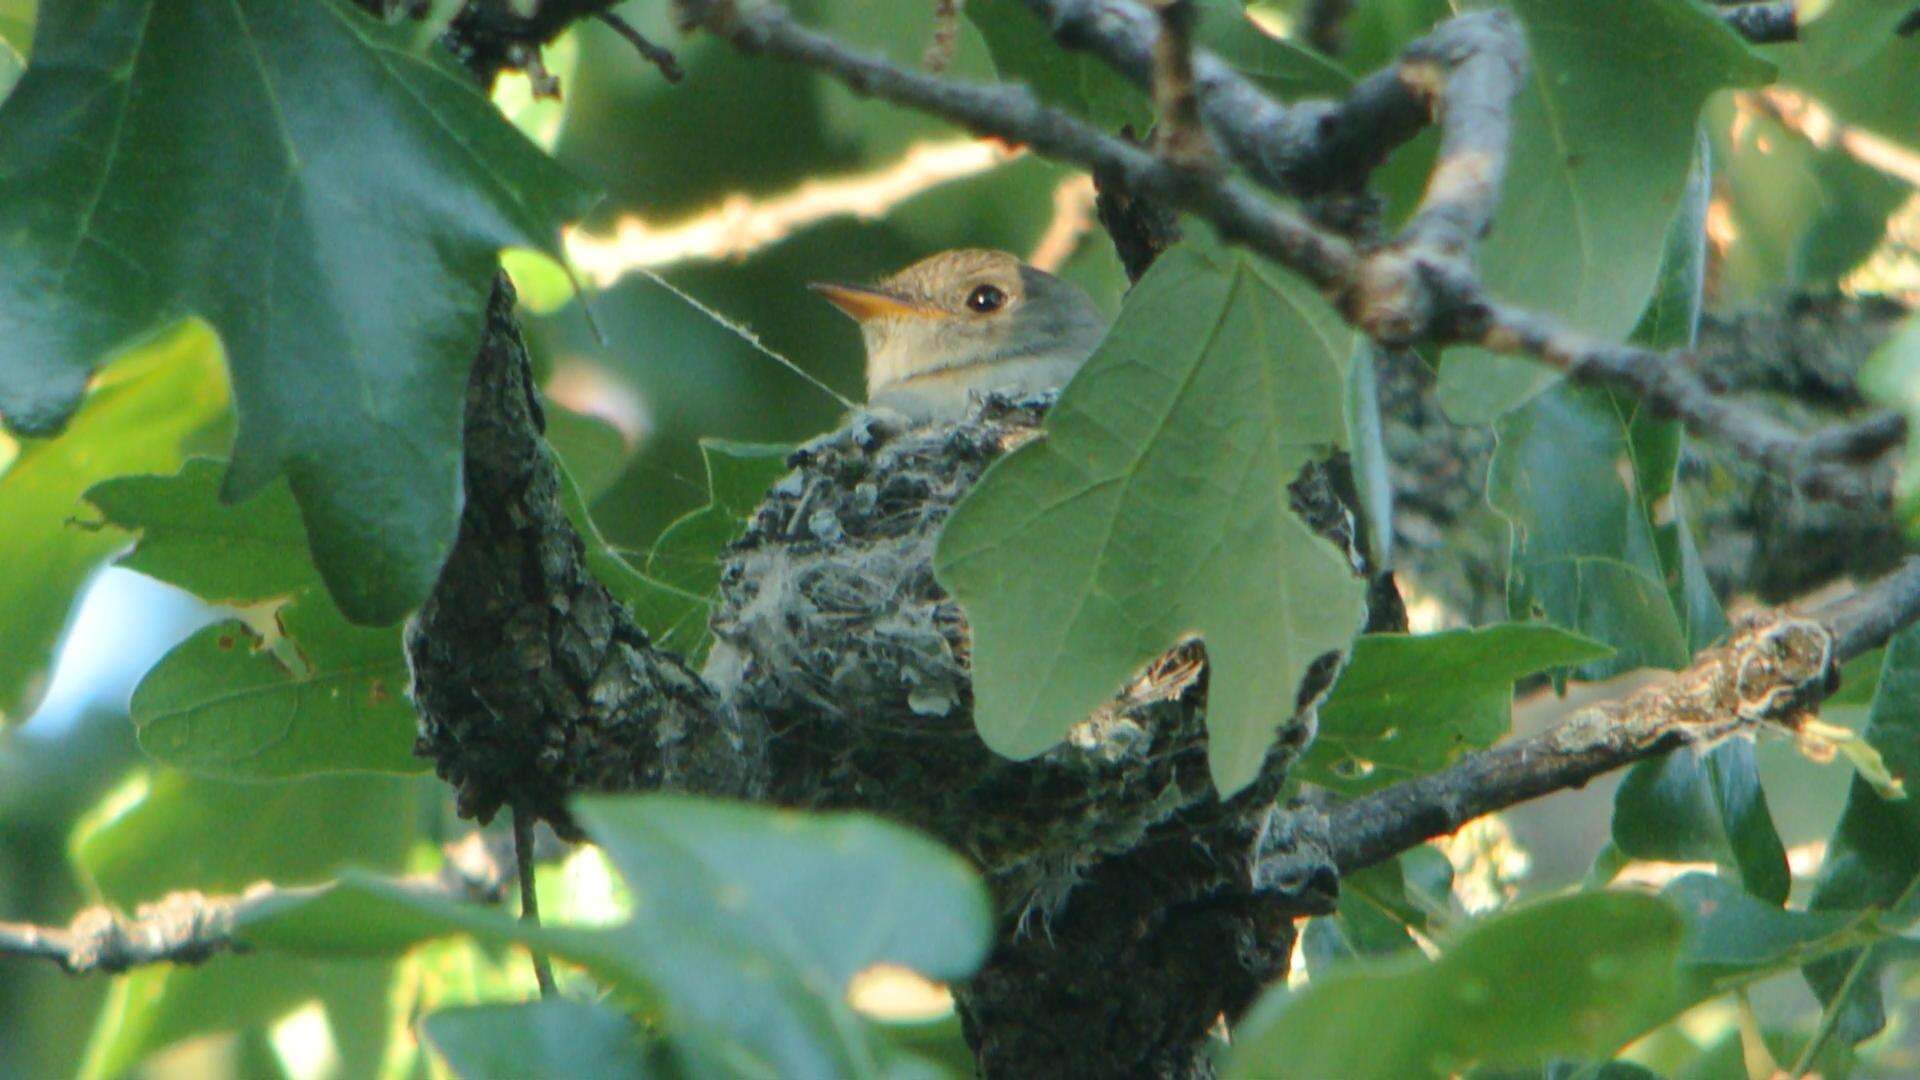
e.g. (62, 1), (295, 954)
(422, 1000), (654, 1080)
(0, 0), (595, 624)
(1614, 742), (1790, 904)
(1805, 625), (1920, 1045)
(1193, 0), (1353, 101)
(1859, 315), (1920, 534)
(0, 322), (228, 725)
(1225, 892), (1684, 1079)
(1303, 624), (1612, 794)
(1436, 0), (1770, 421)
(966, 0), (1153, 131)
(631, 439), (793, 660)
(936, 232), (1365, 796)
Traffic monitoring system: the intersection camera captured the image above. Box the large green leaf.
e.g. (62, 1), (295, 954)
(88, 458), (419, 777)
(244, 794), (994, 1080)
(935, 232), (1366, 796)
(1225, 892), (1685, 1079)
(70, 769), (418, 1079)
(1436, 0), (1771, 422)
(1302, 624), (1611, 794)
(422, 1000), (655, 1080)
(0, 322), (227, 725)
(1804, 625), (1920, 1045)
(0, 0), (595, 625)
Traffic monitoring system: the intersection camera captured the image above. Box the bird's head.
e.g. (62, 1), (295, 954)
(811, 249), (1106, 417)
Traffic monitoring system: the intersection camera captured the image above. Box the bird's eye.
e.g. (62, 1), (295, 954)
(965, 284), (1008, 314)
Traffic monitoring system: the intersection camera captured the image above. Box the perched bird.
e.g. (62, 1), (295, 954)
(810, 249), (1108, 422)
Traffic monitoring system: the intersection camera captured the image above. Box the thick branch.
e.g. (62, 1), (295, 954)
(1328, 557), (1920, 874)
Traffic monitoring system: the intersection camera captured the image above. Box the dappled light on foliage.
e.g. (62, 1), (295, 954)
(6, 1), (1920, 1078)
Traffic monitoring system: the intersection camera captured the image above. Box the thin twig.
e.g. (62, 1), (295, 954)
(597, 11), (686, 82)
(1326, 557), (1920, 875)
(0, 830), (527, 973)
(513, 803), (559, 998)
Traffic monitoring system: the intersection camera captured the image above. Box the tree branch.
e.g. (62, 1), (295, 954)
(0, 829), (531, 973)
(671, 0), (1896, 504)
(1327, 557), (1920, 875)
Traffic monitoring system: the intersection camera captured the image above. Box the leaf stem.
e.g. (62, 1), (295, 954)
(513, 804), (558, 999)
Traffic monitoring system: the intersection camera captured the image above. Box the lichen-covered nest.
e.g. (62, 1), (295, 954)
(702, 393), (1347, 912)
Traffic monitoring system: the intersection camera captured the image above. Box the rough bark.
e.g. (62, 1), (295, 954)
(406, 279), (767, 834)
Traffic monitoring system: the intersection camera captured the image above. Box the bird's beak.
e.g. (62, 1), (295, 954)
(808, 281), (937, 323)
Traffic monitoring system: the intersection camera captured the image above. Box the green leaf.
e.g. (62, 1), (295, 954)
(1488, 139), (1724, 679)
(88, 457), (419, 777)
(573, 794), (991, 988)
(1225, 892), (1685, 1079)
(1436, 0), (1771, 422)
(244, 795), (994, 1080)
(1322, 848), (1455, 963)
(129, 599), (419, 778)
(0, 0), (595, 625)
(0, 321), (228, 725)
(1488, 389), (1705, 678)
(70, 769), (418, 1079)
(1859, 315), (1920, 533)
(965, 0), (1153, 131)
(546, 401), (632, 503)
(1612, 742), (1791, 905)
(631, 439), (793, 660)
(936, 232), (1366, 797)
(86, 458), (315, 605)
(422, 1000), (654, 1080)
(1193, 0), (1353, 101)
(1805, 625), (1920, 1045)
(1303, 624), (1612, 794)
(1715, 0), (1920, 300)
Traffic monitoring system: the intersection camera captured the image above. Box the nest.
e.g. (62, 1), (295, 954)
(702, 393), (1347, 912)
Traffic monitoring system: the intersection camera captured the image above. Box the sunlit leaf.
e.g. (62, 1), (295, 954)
(0, 323), (227, 725)
(422, 1000), (655, 1080)
(244, 795), (993, 1080)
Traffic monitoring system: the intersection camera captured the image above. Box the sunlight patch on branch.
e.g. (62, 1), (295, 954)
(566, 138), (1019, 287)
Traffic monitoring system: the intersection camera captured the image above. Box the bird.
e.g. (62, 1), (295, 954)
(810, 249), (1108, 422)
